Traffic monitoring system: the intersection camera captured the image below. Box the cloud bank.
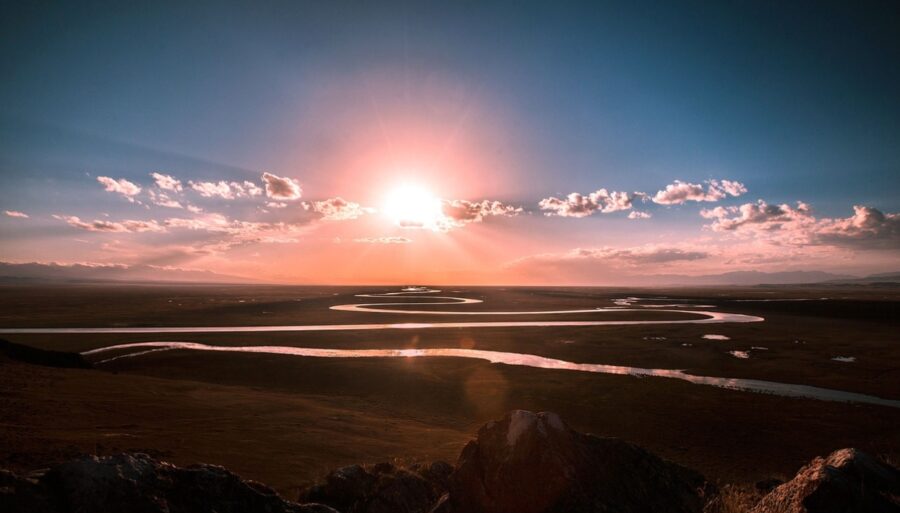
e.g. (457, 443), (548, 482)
(701, 201), (899, 249)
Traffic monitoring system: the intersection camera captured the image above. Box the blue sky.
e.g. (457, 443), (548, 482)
(1, 1), (898, 283)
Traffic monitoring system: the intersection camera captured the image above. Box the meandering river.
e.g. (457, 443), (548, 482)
(5, 289), (897, 408)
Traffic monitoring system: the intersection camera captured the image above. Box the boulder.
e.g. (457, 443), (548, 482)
(445, 410), (711, 513)
(1, 453), (337, 513)
(751, 448), (900, 513)
(300, 460), (451, 513)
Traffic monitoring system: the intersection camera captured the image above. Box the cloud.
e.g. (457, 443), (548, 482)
(539, 189), (641, 217)
(303, 197), (374, 221)
(570, 246), (709, 264)
(266, 202), (287, 209)
(701, 201), (899, 249)
(163, 213), (233, 232)
(510, 246), (709, 267)
(54, 215), (165, 233)
(652, 179), (746, 205)
(262, 172), (302, 200)
(815, 206), (900, 249)
(389, 198), (522, 231)
(97, 176), (142, 202)
(189, 180), (262, 199)
(4, 210), (28, 218)
(440, 199), (523, 226)
(353, 236), (412, 244)
(148, 190), (183, 209)
(161, 212), (312, 253)
(628, 211), (651, 220)
(505, 245), (710, 282)
(701, 200), (813, 232)
(151, 172), (182, 192)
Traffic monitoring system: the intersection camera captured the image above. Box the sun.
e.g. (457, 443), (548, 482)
(383, 183), (445, 229)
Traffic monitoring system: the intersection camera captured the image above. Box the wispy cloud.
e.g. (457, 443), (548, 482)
(353, 236), (412, 244)
(148, 190), (184, 209)
(97, 176), (142, 202)
(54, 215), (165, 233)
(151, 172), (183, 192)
(4, 210), (28, 218)
(505, 244), (711, 282)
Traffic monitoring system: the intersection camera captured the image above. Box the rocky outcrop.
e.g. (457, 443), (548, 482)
(4, 412), (898, 513)
(751, 448), (900, 513)
(443, 410), (712, 513)
(0, 339), (91, 368)
(299, 461), (452, 513)
(0, 453), (337, 513)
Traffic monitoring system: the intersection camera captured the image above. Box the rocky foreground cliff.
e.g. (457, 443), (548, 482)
(2, 410), (897, 513)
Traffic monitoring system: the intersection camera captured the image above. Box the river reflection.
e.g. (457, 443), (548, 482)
(83, 341), (900, 409)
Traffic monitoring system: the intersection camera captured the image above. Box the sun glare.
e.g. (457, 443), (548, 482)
(383, 184), (444, 229)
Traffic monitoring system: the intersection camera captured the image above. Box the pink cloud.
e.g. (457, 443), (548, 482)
(262, 172), (302, 200)
(441, 199), (522, 225)
(4, 210), (28, 218)
(151, 172), (183, 192)
(303, 197), (374, 220)
(539, 189), (640, 217)
(353, 236), (412, 244)
(701, 200), (813, 232)
(701, 201), (899, 249)
(97, 176), (142, 202)
(189, 180), (262, 199)
(148, 190), (184, 209)
(652, 179), (746, 205)
(54, 215), (165, 233)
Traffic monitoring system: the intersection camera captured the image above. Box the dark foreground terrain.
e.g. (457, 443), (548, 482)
(3, 410), (898, 513)
(1, 284), (898, 506)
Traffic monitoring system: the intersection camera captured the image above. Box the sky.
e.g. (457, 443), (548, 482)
(1, 0), (898, 284)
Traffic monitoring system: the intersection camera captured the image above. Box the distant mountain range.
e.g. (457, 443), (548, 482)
(0, 261), (897, 286)
(641, 270), (860, 286)
(0, 262), (258, 284)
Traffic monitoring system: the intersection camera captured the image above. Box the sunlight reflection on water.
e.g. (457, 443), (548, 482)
(83, 342), (900, 409)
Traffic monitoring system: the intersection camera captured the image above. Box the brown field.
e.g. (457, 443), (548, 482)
(1, 283), (898, 496)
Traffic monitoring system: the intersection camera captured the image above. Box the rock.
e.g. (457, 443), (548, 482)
(751, 448), (900, 513)
(0, 468), (58, 513)
(300, 460), (451, 513)
(1, 453), (337, 513)
(0, 339), (92, 369)
(445, 410), (711, 513)
(756, 478), (784, 493)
